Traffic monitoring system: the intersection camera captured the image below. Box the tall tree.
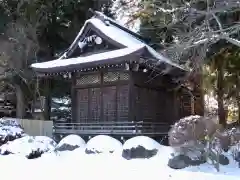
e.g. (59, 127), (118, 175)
(0, 0), (114, 119)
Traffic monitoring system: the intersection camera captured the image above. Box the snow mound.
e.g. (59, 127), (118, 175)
(0, 118), (25, 145)
(55, 134), (86, 151)
(0, 136), (56, 159)
(85, 135), (122, 154)
(122, 136), (161, 159)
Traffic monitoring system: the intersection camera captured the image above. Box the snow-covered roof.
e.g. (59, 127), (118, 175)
(31, 45), (146, 72)
(31, 11), (186, 76)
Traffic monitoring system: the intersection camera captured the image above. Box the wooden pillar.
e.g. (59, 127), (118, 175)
(71, 73), (77, 123)
(128, 70), (135, 122)
(43, 78), (51, 120)
(173, 89), (179, 122)
(191, 63), (204, 116)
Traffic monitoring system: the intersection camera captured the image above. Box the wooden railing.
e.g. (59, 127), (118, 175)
(53, 121), (170, 136)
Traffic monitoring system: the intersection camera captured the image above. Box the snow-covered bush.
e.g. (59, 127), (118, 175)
(227, 127), (240, 145)
(0, 118), (25, 145)
(224, 128), (240, 166)
(122, 136), (160, 160)
(0, 136), (56, 159)
(168, 115), (228, 170)
(55, 134), (86, 151)
(169, 115), (219, 148)
(85, 135), (122, 154)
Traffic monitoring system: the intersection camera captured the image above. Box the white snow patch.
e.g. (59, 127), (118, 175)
(123, 136), (161, 150)
(156, 145), (175, 163)
(0, 136), (56, 157)
(52, 97), (71, 105)
(185, 153), (240, 176)
(86, 135), (123, 153)
(59, 106), (71, 111)
(56, 134), (86, 148)
(0, 143), (240, 179)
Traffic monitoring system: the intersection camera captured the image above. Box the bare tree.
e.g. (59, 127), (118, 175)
(115, 0), (240, 71)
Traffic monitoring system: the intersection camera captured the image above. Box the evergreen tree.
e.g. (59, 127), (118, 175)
(0, 0), (114, 118)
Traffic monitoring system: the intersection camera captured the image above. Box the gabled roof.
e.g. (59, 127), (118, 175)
(31, 11), (187, 77)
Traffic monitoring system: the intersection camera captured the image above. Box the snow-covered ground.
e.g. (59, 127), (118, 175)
(0, 117), (239, 180)
(0, 145), (239, 180)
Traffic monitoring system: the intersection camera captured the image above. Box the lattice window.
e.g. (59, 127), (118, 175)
(103, 72), (119, 82)
(76, 74), (100, 85)
(119, 72), (129, 80)
(103, 72), (129, 82)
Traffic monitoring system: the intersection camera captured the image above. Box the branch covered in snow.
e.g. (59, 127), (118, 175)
(118, 0), (240, 66)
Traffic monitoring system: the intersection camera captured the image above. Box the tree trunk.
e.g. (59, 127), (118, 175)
(193, 72), (204, 116)
(237, 81), (240, 124)
(190, 57), (204, 116)
(15, 84), (26, 118)
(238, 100), (240, 123)
(237, 92), (240, 124)
(217, 61), (226, 127)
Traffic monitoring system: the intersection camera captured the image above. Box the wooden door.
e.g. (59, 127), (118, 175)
(89, 88), (101, 122)
(77, 89), (88, 123)
(117, 85), (129, 122)
(102, 86), (117, 122)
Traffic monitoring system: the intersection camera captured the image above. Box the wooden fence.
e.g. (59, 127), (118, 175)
(54, 121), (170, 136)
(13, 118), (53, 137)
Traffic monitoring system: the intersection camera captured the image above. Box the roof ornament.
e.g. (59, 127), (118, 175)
(78, 34), (103, 51)
(95, 36), (103, 45)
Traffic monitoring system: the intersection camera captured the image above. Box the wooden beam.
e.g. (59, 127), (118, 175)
(71, 72), (77, 123)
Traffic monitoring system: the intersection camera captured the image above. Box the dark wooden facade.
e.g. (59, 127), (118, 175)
(51, 67), (191, 137)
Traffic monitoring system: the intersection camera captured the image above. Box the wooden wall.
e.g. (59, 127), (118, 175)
(131, 71), (178, 124)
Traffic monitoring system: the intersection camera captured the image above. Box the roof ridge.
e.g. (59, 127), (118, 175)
(90, 10), (150, 44)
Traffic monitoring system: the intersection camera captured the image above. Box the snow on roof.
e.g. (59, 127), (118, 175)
(66, 11), (144, 51)
(31, 45), (146, 71)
